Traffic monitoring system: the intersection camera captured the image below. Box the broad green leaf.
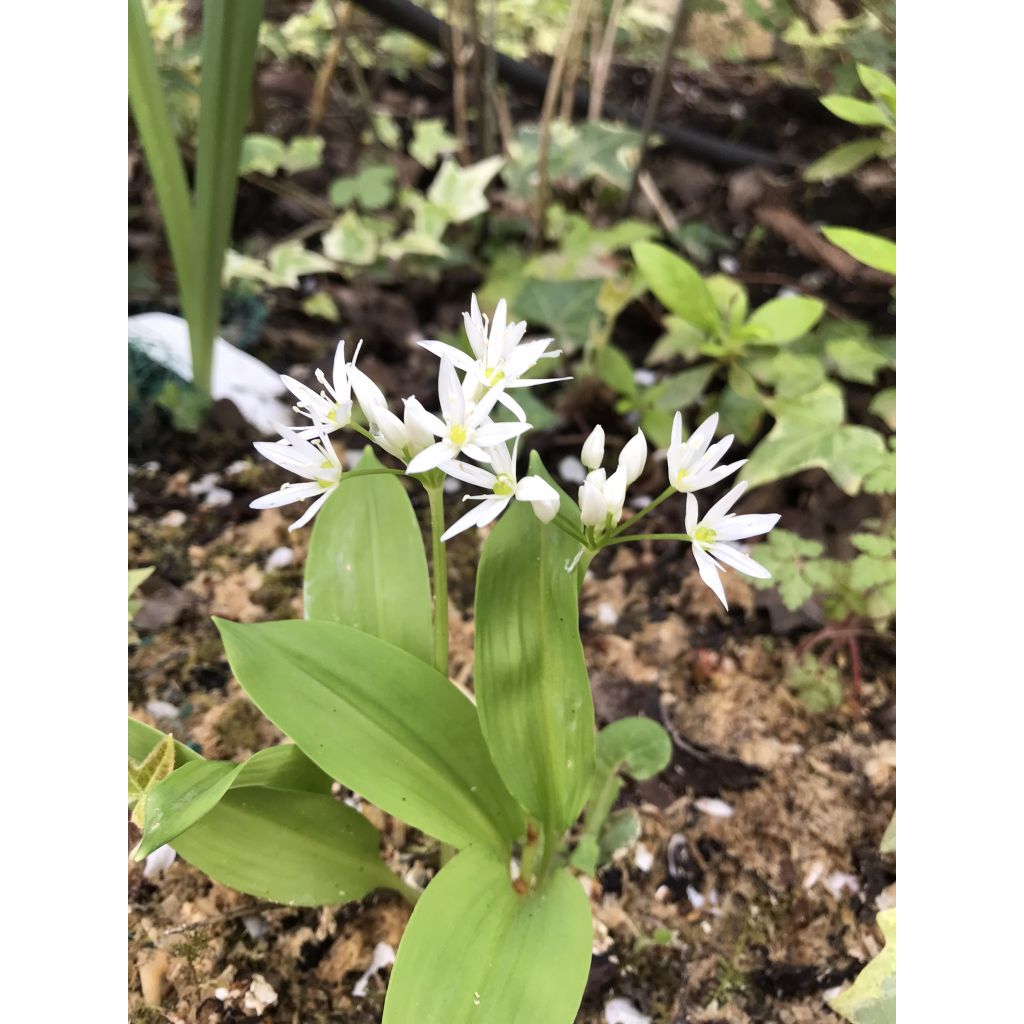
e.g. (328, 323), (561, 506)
(128, 733), (176, 824)
(475, 452), (595, 835)
(239, 133), (286, 175)
(129, 717), (199, 766)
(409, 117), (458, 168)
(515, 278), (604, 352)
(302, 291), (340, 321)
(383, 846), (593, 1024)
(829, 909), (896, 1024)
(215, 618), (525, 852)
(428, 156), (504, 223)
(746, 296), (826, 344)
(304, 448), (433, 663)
(281, 135), (324, 174)
(826, 335), (894, 384)
(174, 787), (400, 906)
(822, 227), (896, 276)
(647, 315), (707, 364)
(632, 242), (720, 334)
(649, 364), (718, 411)
(804, 139), (885, 182)
(596, 717), (672, 779)
(740, 383), (887, 494)
(857, 65), (896, 114)
(596, 344), (637, 397)
(869, 388), (896, 430)
(266, 239), (335, 288)
(747, 350), (826, 398)
(322, 210), (380, 266)
(821, 95), (892, 128)
(715, 383), (765, 444)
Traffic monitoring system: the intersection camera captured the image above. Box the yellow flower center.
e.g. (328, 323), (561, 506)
(449, 424), (468, 446)
(493, 473), (515, 497)
(676, 467), (688, 484)
(318, 458), (339, 489)
(485, 367), (505, 385)
(694, 526), (716, 545)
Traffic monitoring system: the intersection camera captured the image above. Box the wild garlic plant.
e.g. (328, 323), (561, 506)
(128, 296), (779, 1024)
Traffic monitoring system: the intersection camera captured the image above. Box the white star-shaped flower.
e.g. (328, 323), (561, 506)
(251, 424), (342, 530)
(403, 356), (531, 474)
(668, 412), (745, 493)
(419, 295), (566, 420)
(685, 481), (780, 608)
(440, 442), (560, 540)
(281, 340), (355, 438)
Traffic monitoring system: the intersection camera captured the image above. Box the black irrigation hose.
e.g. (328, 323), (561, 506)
(349, 0), (787, 169)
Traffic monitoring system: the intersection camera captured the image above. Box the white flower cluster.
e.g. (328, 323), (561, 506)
(250, 295), (560, 538)
(248, 295), (780, 607)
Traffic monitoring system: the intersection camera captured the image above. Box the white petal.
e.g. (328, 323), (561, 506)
(440, 497), (500, 541)
(403, 396), (448, 439)
(438, 357), (464, 422)
(419, 339), (479, 375)
(713, 512), (780, 542)
(709, 542), (772, 578)
(407, 440), (458, 474)
(688, 460), (747, 492)
(579, 480), (608, 526)
(685, 493), (698, 535)
(692, 542), (728, 609)
(473, 493), (511, 530)
(670, 411), (683, 449)
(288, 489), (332, 530)
(603, 465), (628, 520)
(619, 429), (648, 485)
(250, 481), (322, 509)
(332, 340), (350, 397)
(704, 480), (748, 525)
(441, 459), (497, 488)
(348, 365), (388, 425)
(495, 389), (528, 422)
(473, 420), (531, 446)
(690, 411), (719, 453)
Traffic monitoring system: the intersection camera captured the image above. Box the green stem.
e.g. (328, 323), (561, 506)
(425, 486), (450, 677)
(600, 532), (692, 547)
(552, 514), (589, 546)
(609, 485), (676, 537)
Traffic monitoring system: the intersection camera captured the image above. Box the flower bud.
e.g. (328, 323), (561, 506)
(579, 479), (607, 526)
(619, 429), (648, 485)
(581, 425), (605, 471)
(603, 465), (628, 522)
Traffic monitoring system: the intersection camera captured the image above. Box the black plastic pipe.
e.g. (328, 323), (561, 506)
(349, 0), (786, 169)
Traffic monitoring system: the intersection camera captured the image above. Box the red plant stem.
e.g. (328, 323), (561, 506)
(847, 636), (863, 716)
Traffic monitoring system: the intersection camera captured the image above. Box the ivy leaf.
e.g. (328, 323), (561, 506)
(826, 335), (895, 384)
(804, 139), (885, 182)
(239, 133), (287, 175)
(427, 156), (505, 223)
(322, 211), (380, 266)
(740, 383), (887, 494)
(409, 117), (458, 168)
(515, 278), (604, 352)
(869, 388), (896, 430)
(714, 382), (765, 444)
(301, 291), (340, 321)
(829, 909), (896, 1024)
(329, 164), (396, 210)
(266, 240), (335, 288)
(281, 135), (324, 174)
(747, 350), (826, 398)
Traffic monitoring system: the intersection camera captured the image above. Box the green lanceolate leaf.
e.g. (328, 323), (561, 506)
(821, 95), (893, 128)
(215, 618), (525, 852)
(746, 296), (826, 344)
(382, 846), (593, 1024)
(305, 448), (433, 663)
(596, 717), (672, 779)
(822, 227), (896, 276)
(128, 718), (395, 906)
(174, 787), (400, 906)
(128, 732), (176, 825)
(804, 139), (885, 182)
(475, 452), (595, 835)
(632, 241), (720, 334)
(829, 909), (896, 1024)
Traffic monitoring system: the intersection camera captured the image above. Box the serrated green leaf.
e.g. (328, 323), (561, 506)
(822, 227), (896, 275)
(382, 846), (593, 1024)
(829, 909), (896, 1024)
(740, 383), (887, 494)
(632, 242), (720, 334)
(304, 448), (433, 663)
(596, 717), (672, 779)
(804, 139), (885, 182)
(475, 452), (596, 835)
(215, 618), (525, 852)
(239, 132), (287, 175)
(428, 156), (504, 223)
(746, 296), (826, 344)
(849, 554), (895, 591)
(851, 533), (896, 558)
(821, 95), (892, 128)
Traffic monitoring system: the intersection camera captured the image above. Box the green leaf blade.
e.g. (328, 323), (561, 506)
(632, 242), (720, 334)
(305, 448), (433, 664)
(215, 618), (525, 852)
(383, 847), (593, 1024)
(475, 453), (596, 835)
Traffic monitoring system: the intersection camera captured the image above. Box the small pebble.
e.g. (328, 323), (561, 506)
(142, 461), (160, 472)
(824, 871), (860, 898)
(138, 949), (168, 1007)
(188, 472), (222, 496)
(242, 914), (268, 940)
(719, 255), (739, 274)
(558, 456), (587, 485)
(128, 492), (137, 513)
(143, 844), (177, 879)
(159, 509), (187, 528)
(242, 975), (278, 1014)
(203, 486), (233, 507)
(634, 844), (654, 873)
(597, 603), (619, 626)
(633, 368), (656, 387)
(265, 546), (295, 571)
(694, 797), (734, 818)
(145, 699), (179, 721)
(352, 943), (396, 998)
(225, 459), (250, 476)
(605, 997), (651, 1024)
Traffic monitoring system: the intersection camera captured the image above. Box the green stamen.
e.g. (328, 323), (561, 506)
(493, 473), (515, 496)
(694, 525), (716, 545)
